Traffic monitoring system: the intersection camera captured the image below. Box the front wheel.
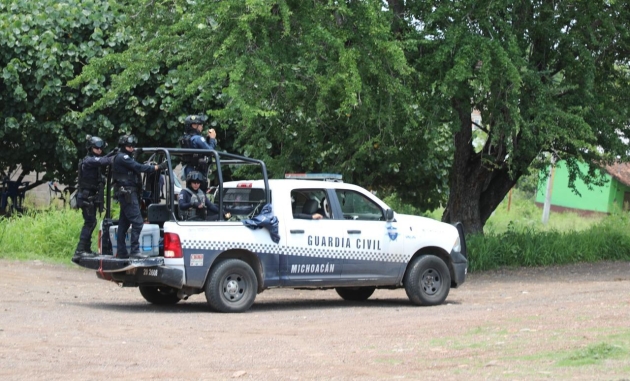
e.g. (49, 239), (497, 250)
(335, 287), (376, 301)
(139, 285), (181, 305)
(404, 255), (451, 306)
(205, 259), (258, 313)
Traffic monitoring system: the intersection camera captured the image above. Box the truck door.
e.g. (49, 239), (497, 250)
(280, 189), (343, 286)
(333, 189), (405, 284)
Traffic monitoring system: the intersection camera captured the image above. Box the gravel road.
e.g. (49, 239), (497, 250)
(1, 259), (629, 380)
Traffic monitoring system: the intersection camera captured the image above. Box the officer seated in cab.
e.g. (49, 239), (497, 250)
(178, 171), (220, 221)
(293, 198), (324, 220)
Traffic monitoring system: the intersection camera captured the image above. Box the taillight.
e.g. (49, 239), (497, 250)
(237, 183), (252, 188)
(98, 230), (102, 254)
(164, 233), (183, 258)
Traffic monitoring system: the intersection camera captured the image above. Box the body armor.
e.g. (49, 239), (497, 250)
(181, 188), (207, 221)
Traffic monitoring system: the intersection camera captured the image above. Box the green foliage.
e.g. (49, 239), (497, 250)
(71, 0), (451, 211)
(467, 213), (630, 272)
(403, 0), (630, 232)
(0, 0), (131, 184)
(0, 208), (86, 261)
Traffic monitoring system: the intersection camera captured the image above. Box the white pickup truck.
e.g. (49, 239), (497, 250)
(74, 148), (467, 312)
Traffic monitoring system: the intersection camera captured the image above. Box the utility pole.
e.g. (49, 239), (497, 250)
(542, 156), (556, 224)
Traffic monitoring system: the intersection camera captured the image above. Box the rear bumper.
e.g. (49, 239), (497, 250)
(74, 256), (183, 289)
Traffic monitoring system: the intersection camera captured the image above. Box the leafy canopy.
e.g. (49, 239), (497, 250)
(72, 0), (452, 209)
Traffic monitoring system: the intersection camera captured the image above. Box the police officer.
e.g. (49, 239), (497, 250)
(180, 114), (217, 185)
(112, 134), (168, 259)
(73, 135), (113, 261)
(178, 171), (220, 221)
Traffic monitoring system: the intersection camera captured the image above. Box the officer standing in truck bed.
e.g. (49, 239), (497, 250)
(73, 135), (113, 261)
(112, 134), (168, 259)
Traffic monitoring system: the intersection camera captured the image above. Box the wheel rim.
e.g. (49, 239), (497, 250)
(420, 268), (442, 295)
(222, 273), (247, 303)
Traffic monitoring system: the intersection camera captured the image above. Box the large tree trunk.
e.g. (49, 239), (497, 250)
(441, 100), (519, 235)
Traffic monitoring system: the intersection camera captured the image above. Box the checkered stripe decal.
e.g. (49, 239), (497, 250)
(181, 240), (409, 263)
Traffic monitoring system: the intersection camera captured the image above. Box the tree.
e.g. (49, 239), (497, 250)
(396, 0), (630, 234)
(72, 0), (452, 209)
(0, 0), (132, 187)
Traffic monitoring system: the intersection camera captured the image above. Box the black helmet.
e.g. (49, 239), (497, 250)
(85, 135), (107, 151)
(118, 134), (138, 147)
(184, 114), (208, 131)
(186, 171), (205, 184)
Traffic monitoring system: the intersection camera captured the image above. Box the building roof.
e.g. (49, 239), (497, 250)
(603, 162), (630, 187)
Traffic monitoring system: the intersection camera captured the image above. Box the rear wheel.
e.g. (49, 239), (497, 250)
(404, 255), (451, 306)
(335, 287), (376, 301)
(139, 285), (181, 305)
(205, 259), (258, 313)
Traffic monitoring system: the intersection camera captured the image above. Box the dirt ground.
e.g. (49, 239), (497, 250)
(1, 259), (629, 381)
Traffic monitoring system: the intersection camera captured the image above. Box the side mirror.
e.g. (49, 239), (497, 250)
(384, 208), (394, 221)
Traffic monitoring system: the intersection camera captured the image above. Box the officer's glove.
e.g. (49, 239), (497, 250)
(191, 200), (200, 208)
(158, 161), (169, 171)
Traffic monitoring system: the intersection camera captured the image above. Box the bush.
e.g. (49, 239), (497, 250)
(0, 208), (86, 262)
(467, 213), (630, 272)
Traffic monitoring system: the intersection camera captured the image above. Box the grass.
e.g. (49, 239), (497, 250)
(558, 343), (627, 366)
(466, 190), (630, 272)
(0, 207), (96, 263)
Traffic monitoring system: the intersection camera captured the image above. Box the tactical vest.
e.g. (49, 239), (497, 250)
(112, 152), (139, 187)
(179, 133), (198, 165)
(77, 157), (101, 192)
(182, 188), (207, 220)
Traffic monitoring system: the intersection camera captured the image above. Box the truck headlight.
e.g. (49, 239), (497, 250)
(452, 236), (461, 253)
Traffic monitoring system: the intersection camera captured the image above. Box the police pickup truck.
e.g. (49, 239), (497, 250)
(74, 147), (467, 313)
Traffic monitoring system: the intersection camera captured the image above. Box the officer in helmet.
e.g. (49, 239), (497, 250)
(178, 171), (220, 221)
(111, 134), (168, 259)
(73, 135), (113, 261)
(179, 114), (217, 189)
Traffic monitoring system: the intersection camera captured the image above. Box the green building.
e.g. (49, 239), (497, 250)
(535, 161), (630, 215)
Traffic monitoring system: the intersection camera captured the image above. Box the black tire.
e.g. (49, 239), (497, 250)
(404, 255), (451, 306)
(139, 285), (181, 305)
(205, 259), (258, 313)
(335, 287), (376, 301)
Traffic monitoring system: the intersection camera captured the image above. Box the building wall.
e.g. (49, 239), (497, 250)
(535, 161), (616, 213)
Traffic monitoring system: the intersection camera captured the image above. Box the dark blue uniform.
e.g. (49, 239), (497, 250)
(183, 133), (217, 178)
(178, 187), (219, 221)
(76, 155), (112, 254)
(112, 151), (157, 257)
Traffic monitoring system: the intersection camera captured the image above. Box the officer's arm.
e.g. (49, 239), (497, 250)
(82, 156), (110, 168)
(206, 198), (219, 213)
(178, 193), (192, 210)
(194, 135), (216, 150)
(129, 158), (157, 174)
(98, 156), (113, 166)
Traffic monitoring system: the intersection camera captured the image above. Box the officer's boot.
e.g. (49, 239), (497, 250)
(85, 240), (99, 256)
(73, 241), (96, 261)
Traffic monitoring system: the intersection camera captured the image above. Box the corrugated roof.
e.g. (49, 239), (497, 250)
(603, 162), (630, 187)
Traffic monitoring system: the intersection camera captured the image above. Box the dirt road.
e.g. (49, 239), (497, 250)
(1, 259), (629, 380)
